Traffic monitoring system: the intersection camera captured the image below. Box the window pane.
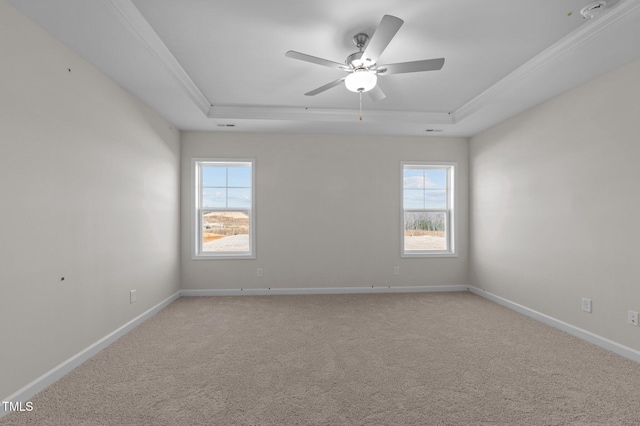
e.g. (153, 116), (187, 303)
(227, 188), (251, 208)
(404, 211), (447, 251)
(202, 211), (250, 253)
(425, 169), (447, 190)
(202, 188), (226, 208)
(403, 169), (425, 189)
(424, 189), (446, 209)
(403, 189), (424, 209)
(202, 166), (226, 187)
(227, 166), (252, 188)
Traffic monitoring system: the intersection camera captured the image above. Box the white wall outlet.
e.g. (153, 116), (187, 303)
(629, 311), (638, 326)
(257, 268), (263, 278)
(130, 290), (136, 304)
(581, 298), (592, 313)
(393, 266), (400, 275)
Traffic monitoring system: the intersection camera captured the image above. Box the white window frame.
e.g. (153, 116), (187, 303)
(401, 161), (457, 258)
(192, 158), (256, 260)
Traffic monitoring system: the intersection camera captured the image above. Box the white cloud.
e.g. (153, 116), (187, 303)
(403, 175), (437, 189)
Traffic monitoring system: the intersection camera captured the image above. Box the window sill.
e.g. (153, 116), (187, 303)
(192, 253), (256, 260)
(401, 252), (458, 258)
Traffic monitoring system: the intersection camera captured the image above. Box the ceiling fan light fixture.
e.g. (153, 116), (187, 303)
(345, 69), (377, 93)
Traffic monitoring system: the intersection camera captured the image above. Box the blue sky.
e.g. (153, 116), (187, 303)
(403, 168), (447, 209)
(202, 165), (252, 208)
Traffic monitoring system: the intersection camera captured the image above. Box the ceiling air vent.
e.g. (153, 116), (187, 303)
(581, 1), (607, 19)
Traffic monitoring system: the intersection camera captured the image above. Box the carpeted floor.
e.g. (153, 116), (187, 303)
(2, 292), (639, 425)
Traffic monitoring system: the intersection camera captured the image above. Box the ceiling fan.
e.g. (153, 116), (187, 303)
(285, 15), (445, 102)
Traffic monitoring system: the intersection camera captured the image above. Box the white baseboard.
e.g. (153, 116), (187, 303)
(468, 286), (640, 364)
(1, 291), (181, 418)
(180, 285), (470, 297)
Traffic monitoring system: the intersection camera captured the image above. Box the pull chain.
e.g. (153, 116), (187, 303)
(359, 90), (363, 121)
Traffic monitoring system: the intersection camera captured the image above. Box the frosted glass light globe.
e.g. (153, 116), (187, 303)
(345, 69), (377, 93)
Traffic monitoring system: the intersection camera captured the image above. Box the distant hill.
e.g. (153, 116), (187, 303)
(203, 211), (249, 242)
(204, 211), (249, 220)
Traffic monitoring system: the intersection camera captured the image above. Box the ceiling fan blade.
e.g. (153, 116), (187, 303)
(305, 77), (346, 96)
(286, 51), (348, 70)
(368, 85), (386, 102)
(362, 15), (404, 65)
(378, 58), (445, 75)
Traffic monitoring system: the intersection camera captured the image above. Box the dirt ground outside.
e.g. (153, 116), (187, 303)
(404, 230), (445, 238)
(404, 235), (446, 251)
(203, 234), (444, 252)
(203, 234), (250, 252)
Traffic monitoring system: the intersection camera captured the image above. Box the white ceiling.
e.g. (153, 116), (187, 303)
(8, 0), (640, 137)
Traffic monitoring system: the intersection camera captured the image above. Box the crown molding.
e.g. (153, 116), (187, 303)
(451, 0), (640, 123)
(208, 105), (454, 124)
(104, 0), (211, 115)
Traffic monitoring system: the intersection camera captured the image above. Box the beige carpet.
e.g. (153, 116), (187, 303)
(2, 292), (640, 425)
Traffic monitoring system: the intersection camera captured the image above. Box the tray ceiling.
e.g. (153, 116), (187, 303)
(8, 0), (640, 136)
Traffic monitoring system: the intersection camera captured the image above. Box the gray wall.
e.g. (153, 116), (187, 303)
(0, 1), (181, 399)
(181, 132), (469, 290)
(470, 57), (640, 352)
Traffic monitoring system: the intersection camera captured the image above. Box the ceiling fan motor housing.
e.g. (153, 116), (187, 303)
(347, 51), (365, 68)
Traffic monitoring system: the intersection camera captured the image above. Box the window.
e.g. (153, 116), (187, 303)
(192, 159), (255, 259)
(402, 162), (456, 257)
